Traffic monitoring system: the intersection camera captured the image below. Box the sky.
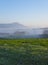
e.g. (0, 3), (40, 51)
(0, 0), (48, 28)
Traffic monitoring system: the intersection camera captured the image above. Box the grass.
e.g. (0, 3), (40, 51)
(0, 38), (48, 65)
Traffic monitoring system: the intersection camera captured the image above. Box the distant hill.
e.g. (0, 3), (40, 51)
(0, 23), (28, 33)
(0, 23), (48, 38)
(0, 23), (29, 38)
(0, 23), (25, 28)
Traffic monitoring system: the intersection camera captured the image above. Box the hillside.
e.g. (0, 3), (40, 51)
(0, 38), (48, 65)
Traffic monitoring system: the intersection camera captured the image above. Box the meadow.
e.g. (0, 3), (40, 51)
(0, 38), (48, 65)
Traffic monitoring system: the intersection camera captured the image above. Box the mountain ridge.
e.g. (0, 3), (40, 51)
(0, 22), (48, 38)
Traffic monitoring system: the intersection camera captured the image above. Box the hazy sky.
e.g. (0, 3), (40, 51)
(0, 0), (48, 27)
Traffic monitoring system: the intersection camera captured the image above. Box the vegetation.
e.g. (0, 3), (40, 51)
(41, 29), (48, 38)
(0, 38), (48, 65)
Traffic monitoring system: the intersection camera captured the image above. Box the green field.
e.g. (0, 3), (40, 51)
(0, 38), (48, 65)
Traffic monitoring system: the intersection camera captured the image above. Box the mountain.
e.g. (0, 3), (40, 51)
(0, 22), (25, 28)
(0, 22), (48, 38)
(0, 23), (28, 33)
(0, 23), (29, 38)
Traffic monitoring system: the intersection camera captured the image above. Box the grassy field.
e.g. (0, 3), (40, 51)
(0, 38), (48, 65)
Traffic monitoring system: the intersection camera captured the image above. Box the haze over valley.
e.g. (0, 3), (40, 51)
(0, 22), (48, 38)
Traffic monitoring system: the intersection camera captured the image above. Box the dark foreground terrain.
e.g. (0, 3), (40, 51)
(0, 38), (48, 65)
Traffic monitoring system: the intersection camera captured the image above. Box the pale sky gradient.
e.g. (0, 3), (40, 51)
(0, 0), (48, 27)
